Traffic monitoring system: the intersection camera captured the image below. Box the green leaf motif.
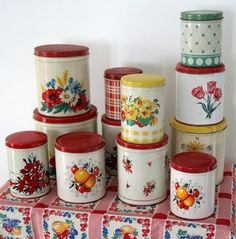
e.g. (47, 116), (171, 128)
(126, 119), (136, 126)
(177, 229), (187, 235)
(138, 116), (152, 126)
(66, 219), (72, 224)
(197, 102), (208, 114)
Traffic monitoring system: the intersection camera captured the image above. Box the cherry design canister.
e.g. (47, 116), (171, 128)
(181, 10), (223, 67)
(104, 67), (143, 120)
(34, 44), (90, 117)
(176, 63), (225, 125)
(121, 74), (166, 144)
(5, 131), (50, 198)
(33, 104), (98, 179)
(55, 132), (106, 203)
(117, 133), (168, 205)
(101, 114), (121, 176)
(170, 152), (217, 219)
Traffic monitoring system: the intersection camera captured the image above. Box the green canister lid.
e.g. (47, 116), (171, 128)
(181, 10), (223, 21)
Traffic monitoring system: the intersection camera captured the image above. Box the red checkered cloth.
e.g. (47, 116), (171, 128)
(0, 164), (235, 239)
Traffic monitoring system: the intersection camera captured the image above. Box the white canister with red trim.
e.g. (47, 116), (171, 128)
(116, 133), (168, 205)
(55, 132), (106, 203)
(170, 152), (217, 219)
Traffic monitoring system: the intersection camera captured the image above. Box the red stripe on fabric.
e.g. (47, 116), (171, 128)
(224, 171), (232, 176)
(34, 203), (49, 208)
(152, 213), (168, 219)
(92, 210), (107, 214)
(219, 193), (232, 199)
(216, 219), (231, 226)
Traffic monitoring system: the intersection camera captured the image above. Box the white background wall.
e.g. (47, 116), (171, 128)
(0, 0), (235, 186)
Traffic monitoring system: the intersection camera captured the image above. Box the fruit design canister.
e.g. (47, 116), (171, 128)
(104, 67), (143, 120)
(117, 133), (168, 205)
(170, 152), (217, 219)
(170, 117), (226, 185)
(181, 10), (223, 67)
(5, 131), (50, 198)
(176, 63), (225, 125)
(101, 114), (121, 176)
(34, 44), (90, 117)
(121, 74), (166, 144)
(55, 132), (106, 203)
(33, 104), (97, 179)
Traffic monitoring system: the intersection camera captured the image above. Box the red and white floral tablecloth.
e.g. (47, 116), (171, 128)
(0, 164), (235, 239)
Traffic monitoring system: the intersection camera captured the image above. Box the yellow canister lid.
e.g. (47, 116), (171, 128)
(121, 74), (166, 88)
(170, 117), (227, 134)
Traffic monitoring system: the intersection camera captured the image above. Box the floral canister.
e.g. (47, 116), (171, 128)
(176, 63), (225, 125)
(170, 117), (227, 185)
(116, 132), (168, 205)
(5, 131), (50, 198)
(181, 10), (223, 67)
(34, 44), (90, 117)
(33, 104), (97, 179)
(170, 152), (217, 219)
(101, 114), (121, 176)
(121, 74), (166, 144)
(104, 67), (143, 120)
(55, 132), (106, 203)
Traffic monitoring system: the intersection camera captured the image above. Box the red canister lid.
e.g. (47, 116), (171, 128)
(101, 114), (121, 126)
(104, 67), (143, 80)
(176, 62), (225, 74)
(116, 132), (168, 150)
(55, 132), (105, 153)
(171, 152), (217, 173)
(5, 131), (47, 149)
(33, 105), (97, 124)
(34, 44), (89, 57)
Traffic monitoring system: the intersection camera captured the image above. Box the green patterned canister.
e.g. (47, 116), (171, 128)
(181, 10), (223, 67)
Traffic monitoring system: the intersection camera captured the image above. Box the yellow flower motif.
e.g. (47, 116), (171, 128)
(151, 116), (158, 126)
(121, 95), (128, 105)
(139, 107), (151, 119)
(125, 105), (138, 121)
(134, 96), (144, 108)
(186, 140), (205, 152)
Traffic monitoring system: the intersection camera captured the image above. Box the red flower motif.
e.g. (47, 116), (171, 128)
(42, 89), (62, 108)
(71, 95), (87, 111)
(213, 88), (222, 101)
(122, 158), (133, 173)
(191, 86), (205, 99)
(121, 110), (125, 121)
(49, 157), (55, 168)
(207, 81), (217, 94)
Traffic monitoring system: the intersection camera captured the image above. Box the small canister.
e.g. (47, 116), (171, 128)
(121, 74), (166, 144)
(117, 133), (168, 205)
(101, 114), (121, 176)
(33, 104), (98, 179)
(181, 10), (223, 67)
(176, 63), (225, 125)
(104, 67), (143, 120)
(55, 132), (106, 203)
(5, 131), (50, 198)
(170, 152), (217, 219)
(170, 117), (226, 185)
(34, 44), (90, 117)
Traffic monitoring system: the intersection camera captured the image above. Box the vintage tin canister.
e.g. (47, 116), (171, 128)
(117, 133), (168, 205)
(170, 117), (226, 185)
(104, 67), (143, 120)
(34, 44), (90, 117)
(176, 63), (225, 125)
(33, 104), (97, 179)
(181, 10), (223, 67)
(55, 132), (106, 203)
(170, 152), (217, 219)
(101, 114), (121, 176)
(5, 131), (50, 198)
(121, 74), (166, 144)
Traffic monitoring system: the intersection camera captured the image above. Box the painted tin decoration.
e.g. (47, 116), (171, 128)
(54, 132), (106, 203)
(170, 117), (226, 185)
(121, 74), (166, 144)
(116, 132), (168, 205)
(104, 67), (143, 120)
(101, 114), (121, 176)
(34, 44), (90, 117)
(33, 104), (98, 179)
(176, 63), (225, 125)
(181, 10), (223, 67)
(5, 131), (50, 198)
(170, 152), (217, 219)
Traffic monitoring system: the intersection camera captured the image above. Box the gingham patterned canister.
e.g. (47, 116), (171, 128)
(104, 67), (143, 120)
(121, 74), (166, 144)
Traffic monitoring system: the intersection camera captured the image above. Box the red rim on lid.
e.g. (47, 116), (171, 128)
(34, 44), (89, 57)
(5, 131), (47, 149)
(33, 105), (97, 124)
(55, 132), (105, 153)
(116, 133), (168, 150)
(176, 62), (225, 74)
(104, 67), (143, 80)
(101, 114), (121, 126)
(171, 152), (217, 173)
